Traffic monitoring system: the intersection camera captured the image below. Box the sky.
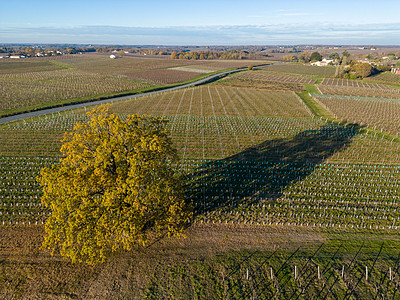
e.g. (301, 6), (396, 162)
(0, 0), (399, 45)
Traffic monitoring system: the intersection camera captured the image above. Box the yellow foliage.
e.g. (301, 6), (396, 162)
(38, 105), (192, 264)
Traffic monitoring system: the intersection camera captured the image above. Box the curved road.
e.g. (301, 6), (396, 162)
(0, 64), (271, 125)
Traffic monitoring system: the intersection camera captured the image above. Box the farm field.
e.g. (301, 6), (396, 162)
(368, 71), (400, 85)
(313, 94), (400, 136)
(0, 69), (151, 114)
(0, 55), (268, 116)
(2, 61), (400, 298)
(2, 85), (400, 228)
(235, 70), (316, 84)
(259, 63), (336, 77)
(214, 70), (316, 91)
(318, 78), (400, 99)
(0, 60), (63, 74)
(42, 55), (267, 83)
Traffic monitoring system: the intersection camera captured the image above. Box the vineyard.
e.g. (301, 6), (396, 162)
(215, 70), (316, 91)
(40, 55), (266, 83)
(259, 63), (336, 77)
(142, 239), (400, 299)
(2, 61), (400, 298)
(313, 94), (400, 136)
(368, 71), (400, 85)
(0, 60), (63, 74)
(2, 86), (400, 230)
(318, 78), (400, 99)
(0, 55), (268, 116)
(235, 70), (316, 84)
(320, 78), (396, 89)
(0, 69), (151, 114)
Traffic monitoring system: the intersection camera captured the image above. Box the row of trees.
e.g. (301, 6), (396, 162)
(284, 51), (350, 64)
(336, 62), (392, 79)
(0, 46), (98, 57)
(170, 50), (260, 60)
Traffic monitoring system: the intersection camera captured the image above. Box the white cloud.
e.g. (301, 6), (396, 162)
(0, 23), (399, 45)
(279, 12), (312, 16)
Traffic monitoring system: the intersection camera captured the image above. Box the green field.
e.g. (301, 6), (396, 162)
(2, 61), (400, 298)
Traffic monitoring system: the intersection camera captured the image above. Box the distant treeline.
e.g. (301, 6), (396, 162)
(0, 45), (271, 60)
(170, 50), (262, 60)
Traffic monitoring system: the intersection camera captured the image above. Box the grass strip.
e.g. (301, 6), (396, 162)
(47, 60), (75, 69)
(296, 84), (331, 119)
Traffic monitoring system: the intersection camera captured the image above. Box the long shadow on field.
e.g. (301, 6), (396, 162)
(184, 123), (362, 216)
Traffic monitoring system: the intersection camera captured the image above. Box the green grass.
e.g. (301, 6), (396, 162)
(2, 224), (400, 299)
(140, 231), (400, 299)
(48, 60), (75, 69)
(296, 84), (332, 119)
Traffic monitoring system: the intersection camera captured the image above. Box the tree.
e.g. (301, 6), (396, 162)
(329, 53), (340, 60)
(298, 51), (310, 63)
(352, 62), (373, 78)
(38, 105), (192, 264)
(310, 52), (322, 62)
(24, 47), (34, 56)
(342, 50), (351, 58)
(283, 54), (297, 61)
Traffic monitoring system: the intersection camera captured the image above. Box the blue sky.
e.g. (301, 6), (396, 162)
(0, 0), (399, 45)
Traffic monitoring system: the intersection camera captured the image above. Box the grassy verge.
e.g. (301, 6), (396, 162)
(296, 84), (332, 119)
(2, 224), (397, 298)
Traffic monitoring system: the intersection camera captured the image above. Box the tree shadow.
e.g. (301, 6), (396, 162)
(184, 123), (362, 216)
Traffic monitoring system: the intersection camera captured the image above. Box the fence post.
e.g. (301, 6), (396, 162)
(366, 266), (368, 281)
(318, 265), (320, 280)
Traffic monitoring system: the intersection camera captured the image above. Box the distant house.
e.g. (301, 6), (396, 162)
(0, 55), (9, 59)
(391, 68), (400, 75)
(110, 54), (118, 59)
(10, 55), (26, 59)
(35, 53), (44, 57)
(357, 59), (373, 64)
(311, 58), (334, 66)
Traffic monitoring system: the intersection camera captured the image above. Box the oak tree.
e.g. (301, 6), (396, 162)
(38, 105), (191, 264)
(310, 51), (322, 62)
(352, 62), (373, 78)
